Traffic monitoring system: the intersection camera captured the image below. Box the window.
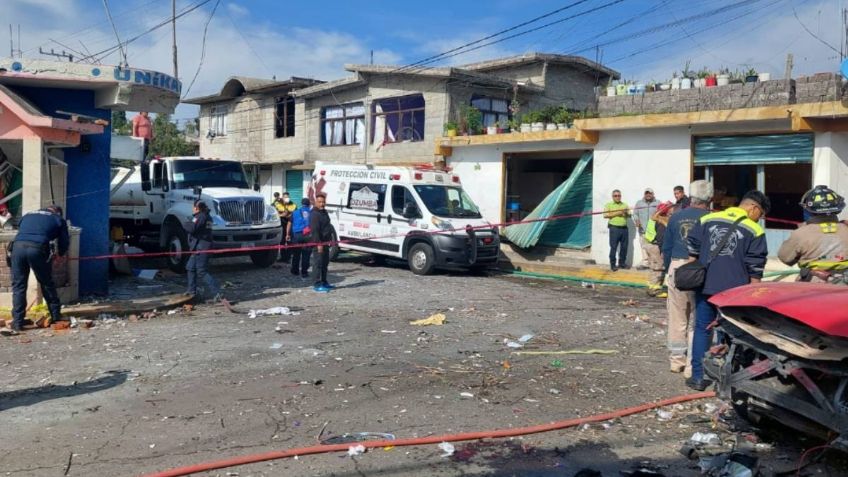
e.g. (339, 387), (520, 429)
(471, 96), (509, 128)
(413, 185), (482, 219)
(275, 96), (295, 138)
(372, 94), (425, 145)
(391, 185), (418, 216)
(321, 102), (365, 146)
(152, 161), (164, 188)
(209, 105), (228, 136)
(347, 183), (386, 211)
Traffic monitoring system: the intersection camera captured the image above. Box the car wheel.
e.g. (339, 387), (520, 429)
(165, 225), (189, 273)
(408, 242), (435, 275)
(250, 249), (277, 268)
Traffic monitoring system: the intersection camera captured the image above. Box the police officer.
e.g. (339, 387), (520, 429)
(778, 185), (848, 281)
(9, 205), (69, 332)
(184, 200), (222, 302)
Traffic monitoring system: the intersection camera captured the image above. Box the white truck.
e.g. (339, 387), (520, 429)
(311, 162), (500, 275)
(110, 136), (282, 272)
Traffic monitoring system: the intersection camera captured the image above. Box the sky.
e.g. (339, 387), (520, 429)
(4, 0), (846, 121)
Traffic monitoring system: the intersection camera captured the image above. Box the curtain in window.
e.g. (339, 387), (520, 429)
(344, 104), (365, 145)
(324, 106), (343, 145)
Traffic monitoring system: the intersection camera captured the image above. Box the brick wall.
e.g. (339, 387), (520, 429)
(597, 75), (844, 117)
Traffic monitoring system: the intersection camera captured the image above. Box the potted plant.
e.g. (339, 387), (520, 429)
(744, 67), (758, 83)
(671, 72), (680, 90)
(616, 82), (628, 96)
(519, 114), (532, 133)
(553, 108), (571, 129)
(758, 71), (771, 81)
(444, 121), (458, 137)
(486, 123), (498, 135)
(606, 78), (616, 97)
(527, 111), (544, 132)
(717, 67), (730, 86)
(680, 61), (694, 89)
(460, 105), (482, 135)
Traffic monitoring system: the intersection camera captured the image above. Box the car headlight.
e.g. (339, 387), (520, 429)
(431, 216), (454, 231)
(265, 205), (278, 223)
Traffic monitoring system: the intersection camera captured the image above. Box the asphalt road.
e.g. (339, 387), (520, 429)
(0, 255), (842, 476)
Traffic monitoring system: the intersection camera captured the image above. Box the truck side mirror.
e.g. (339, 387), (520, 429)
(193, 186), (202, 197)
(403, 203), (420, 219)
(162, 181), (170, 192)
(141, 160), (151, 192)
(253, 183), (260, 192)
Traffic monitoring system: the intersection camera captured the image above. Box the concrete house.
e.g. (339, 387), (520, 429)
(440, 72), (848, 278)
(188, 53), (617, 204)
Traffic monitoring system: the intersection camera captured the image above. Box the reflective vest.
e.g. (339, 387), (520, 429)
(644, 219), (658, 243)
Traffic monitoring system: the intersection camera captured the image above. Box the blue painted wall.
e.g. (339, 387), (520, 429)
(12, 86), (111, 296)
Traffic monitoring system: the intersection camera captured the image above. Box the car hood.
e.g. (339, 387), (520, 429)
(710, 283), (848, 338)
(199, 188), (264, 200)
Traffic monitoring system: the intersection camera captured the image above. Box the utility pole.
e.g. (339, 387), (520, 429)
(172, 0), (178, 79)
(9, 24), (12, 58)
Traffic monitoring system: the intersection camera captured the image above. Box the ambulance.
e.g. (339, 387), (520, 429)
(308, 162), (500, 275)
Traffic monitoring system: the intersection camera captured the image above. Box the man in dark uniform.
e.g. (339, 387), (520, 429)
(9, 205), (69, 332)
(310, 193), (335, 292)
(184, 200), (222, 303)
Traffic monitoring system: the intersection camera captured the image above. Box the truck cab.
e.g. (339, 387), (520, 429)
(311, 162), (499, 275)
(110, 141), (282, 271)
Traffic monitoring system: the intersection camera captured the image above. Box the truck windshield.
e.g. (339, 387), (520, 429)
(413, 185), (482, 219)
(170, 160), (250, 189)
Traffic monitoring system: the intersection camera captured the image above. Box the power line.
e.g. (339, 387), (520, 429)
(102, 0), (128, 67)
(182, 0), (221, 99)
(792, 5), (841, 55)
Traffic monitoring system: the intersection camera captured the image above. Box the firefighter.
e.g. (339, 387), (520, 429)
(778, 185), (848, 282)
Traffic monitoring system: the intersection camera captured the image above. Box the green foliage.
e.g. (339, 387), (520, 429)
(460, 105), (482, 134)
(111, 110), (131, 135)
(552, 108), (571, 125)
(148, 114), (197, 158)
(444, 121), (458, 132)
(744, 67), (758, 78)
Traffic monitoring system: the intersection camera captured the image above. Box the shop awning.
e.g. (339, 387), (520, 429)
(694, 133), (814, 165)
(504, 152), (593, 249)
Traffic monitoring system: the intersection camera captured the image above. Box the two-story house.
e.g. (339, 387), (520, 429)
(186, 53), (618, 204)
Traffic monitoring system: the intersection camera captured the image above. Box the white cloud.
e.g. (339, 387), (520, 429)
(225, 2), (249, 18)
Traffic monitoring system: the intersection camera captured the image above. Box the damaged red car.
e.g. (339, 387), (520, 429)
(704, 282), (848, 450)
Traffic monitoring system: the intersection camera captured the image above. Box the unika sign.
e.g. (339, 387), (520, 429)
(113, 67), (182, 94)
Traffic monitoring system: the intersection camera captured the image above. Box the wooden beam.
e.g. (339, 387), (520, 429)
(576, 105), (795, 131)
(435, 144), (453, 157)
(791, 114), (848, 132)
(793, 101), (848, 118)
(438, 128), (587, 147)
(573, 128), (598, 145)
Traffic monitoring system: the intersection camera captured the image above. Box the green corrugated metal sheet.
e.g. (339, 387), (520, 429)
(694, 133), (814, 165)
(504, 152), (593, 249)
(285, 170), (303, 203)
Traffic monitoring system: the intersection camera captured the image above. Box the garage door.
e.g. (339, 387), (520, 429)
(694, 133), (814, 165)
(285, 170), (303, 204)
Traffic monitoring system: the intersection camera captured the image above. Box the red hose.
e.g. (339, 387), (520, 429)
(142, 391), (715, 477)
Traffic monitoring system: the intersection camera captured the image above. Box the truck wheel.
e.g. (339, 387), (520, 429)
(408, 242), (435, 275)
(250, 249), (277, 268)
(165, 225), (189, 273)
(329, 231), (340, 262)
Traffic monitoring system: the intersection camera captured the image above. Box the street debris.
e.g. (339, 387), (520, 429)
(320, 432), (396, 445)
(409, 313), (446, 326)
(656, 410), (674, 421)
(270, 343), (283, 349)
(511, 349), (618, 356)
(347, 444), (366, 457)
(580, 281), (595, 289)
(689, 432), (722, 446)
(437, 442), (455, 457)
(247, 307), (298, 319)
(504, 333), (535, 348)
(459, 392), (474, 398)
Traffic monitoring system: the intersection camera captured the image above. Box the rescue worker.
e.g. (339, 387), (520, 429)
(778, 185), (848, 282)
(603, 189), (630, 271)
(310, 193), (335, 292)
(662, 180), (714, 377)
(686, 190), (769, 391)
(633, 188), (659, 270)
(184, 200), (222, 303)
(643, 201), (674, 296)
(289, 197), (313, 279)
(8, 205), (69, 333)
(274, 192), (296, 263)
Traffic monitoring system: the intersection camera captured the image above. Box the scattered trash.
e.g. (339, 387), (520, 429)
(550, 359), (563, 368)
(689, 432), (722, 446)
(549, 388), (560, 395)
(51, 321), (70, 331)
(459, 392), (474, 398)
(270, 343), (283, 349)
(581, 281), (595, 289)
(167, 309), (178, 315)
(437, 442), (455, 457)
(347, 444), (366, 457)
(721, 453), (758, 477)
(380, 330), (397, 334)
(656, 410), (674, 421)
(511, 349), (618, 356)
(133, 269), (159, 280)
(248, 307), (297, 319)
(320, 432), (396, 445)
(409, 313), (446, 326)
(518, 334), (534, 343)
(619, 299), (639, 306)
(505, 340), (524, 349)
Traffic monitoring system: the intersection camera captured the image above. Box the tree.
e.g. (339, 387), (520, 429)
(112, 110), (131, 135)
(148, 114), (197, 157)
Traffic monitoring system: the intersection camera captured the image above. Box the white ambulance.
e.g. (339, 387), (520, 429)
(308, 162), (500, 275)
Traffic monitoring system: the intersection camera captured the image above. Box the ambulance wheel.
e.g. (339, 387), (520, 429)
(250, 249), (277, 268)
(165, 225), (189, 273)
(408, 242), (435, 275)
(329, 231), (340, 261)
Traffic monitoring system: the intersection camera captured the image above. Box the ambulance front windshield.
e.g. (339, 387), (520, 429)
(413, 185), (482, 219)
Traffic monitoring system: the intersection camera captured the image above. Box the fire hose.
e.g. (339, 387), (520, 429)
(141, 391), (715, 477)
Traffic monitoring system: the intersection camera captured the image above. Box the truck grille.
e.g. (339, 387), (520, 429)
(217, 199), (264, 224)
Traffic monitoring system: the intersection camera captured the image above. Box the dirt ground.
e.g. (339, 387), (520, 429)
(0, 255), (844, 476)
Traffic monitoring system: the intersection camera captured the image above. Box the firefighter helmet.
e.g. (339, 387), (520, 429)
(800, 185), (845, 215)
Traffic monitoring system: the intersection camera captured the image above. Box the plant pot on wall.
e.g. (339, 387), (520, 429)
(616, 84), (627, 96)
(680, 78), (692, 89)
(531, 122), (544, 132)
(745, 75), (759, 83)
(486, 126), (498, 135)
(606, 86), (616, 96)
(671, 77), (681, 90)
(446, 129), (457, 137)
(716, 74), (730, 86)
(705, 76), (717, 87)
(660, 83), (671, 91)
(520, 123), (531, 133)
(557, 123), (569, 130)
(545, 123), (557, 131)
(758, 72), (771, 81)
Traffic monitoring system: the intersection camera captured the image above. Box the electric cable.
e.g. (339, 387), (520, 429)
(182, 0), (222, 99)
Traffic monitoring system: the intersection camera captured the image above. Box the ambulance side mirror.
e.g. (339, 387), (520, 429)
(403, 203), (421, 219)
